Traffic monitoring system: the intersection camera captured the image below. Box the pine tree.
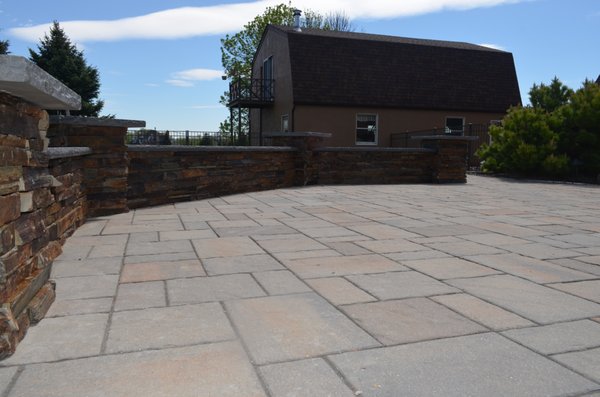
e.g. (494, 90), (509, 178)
(0, 39), (9, 55)
(29, 21), (104, 116)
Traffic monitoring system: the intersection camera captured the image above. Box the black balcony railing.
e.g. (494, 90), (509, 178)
(228, 78), (274, 108)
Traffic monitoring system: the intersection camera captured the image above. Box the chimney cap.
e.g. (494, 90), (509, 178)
(293, 9), (302, 32)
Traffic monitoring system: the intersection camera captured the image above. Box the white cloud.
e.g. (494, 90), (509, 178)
(479, 43), (506, 51)
(144, 83), (160, 87)
(166, 68), (224, 87)
(9, 0), (523, 43)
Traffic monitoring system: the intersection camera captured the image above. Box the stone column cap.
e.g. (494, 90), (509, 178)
(0, 55), (81, 110)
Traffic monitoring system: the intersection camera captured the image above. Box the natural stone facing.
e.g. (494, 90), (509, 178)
(225, 293), (380, 365)
(259, 358), (355, 397)
(329, 333), (598, 397)
(344, 298), (486, 345)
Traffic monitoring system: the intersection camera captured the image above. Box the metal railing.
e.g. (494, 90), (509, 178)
(126, 130), (250, 146)
(390, 124), (492, 168)
(228, 78), (274, 106)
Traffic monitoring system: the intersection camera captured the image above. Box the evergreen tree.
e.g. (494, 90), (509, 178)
(0, 39), (9, 55)
(29, 21), (104, 116)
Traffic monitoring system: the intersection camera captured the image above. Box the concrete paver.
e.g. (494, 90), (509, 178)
(120, 259), (206, 282)
(225, 293), (380, 365)
(401, 257), (500, 279)
(553, 347), (600, 383)
(203, 254), (284, 275)
(114, 281), (166, 311)
(449, 274), (600, 324)
(347, 271), (458, 300)
(344, 298), (486, 345)
(4, 176), (600, 396)
(2, 314), (108, 365)
(285, 254), (406, 278)
(105, 303), (235, 353)
(167, 274), (266, 305)
(8, 342), (266, 397)
(260, 358), (355, 396)
(431, 293), (535, 331)
(329, 333), (598, 396)
(466, 253), (596, 283)
(502, 320), (600, 354)
(252, 270), (311, 295)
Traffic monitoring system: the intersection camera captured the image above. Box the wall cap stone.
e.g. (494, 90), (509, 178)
(127, 145), (297, 152)
(46, 147), (92, 159)
(49, 115), (145, 128)
(316, 147), (435, 153)
(412, 135), (479, 141)
(264, 131), (332, 139)
(0, 55), (81, 110)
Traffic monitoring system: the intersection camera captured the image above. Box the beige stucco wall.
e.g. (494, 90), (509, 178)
(291, 106), (506, 147)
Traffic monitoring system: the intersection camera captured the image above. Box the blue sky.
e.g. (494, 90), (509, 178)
(1, 0), (599, 131)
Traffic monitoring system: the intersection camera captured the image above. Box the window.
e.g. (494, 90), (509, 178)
(356, 114), (377, 145)
(281, 115), (289, 133)
(445, 117), (464, 135)
(263, 56), (273, 100)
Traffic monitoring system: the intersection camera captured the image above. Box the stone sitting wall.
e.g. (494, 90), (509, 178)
(0, 93), (89, 359)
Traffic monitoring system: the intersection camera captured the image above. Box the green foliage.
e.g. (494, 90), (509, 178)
(29, 21), (104, 117)
(478, 78), (600, 179)
(479, 107), (566, 176)
(0, 39), (9, 55)
(555, 80), (600, 175)
(529, 77), (573, 113)
(219, 4), (354, 135)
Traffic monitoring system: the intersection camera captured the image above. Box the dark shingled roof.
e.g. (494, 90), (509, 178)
(269, 26), (521, 113)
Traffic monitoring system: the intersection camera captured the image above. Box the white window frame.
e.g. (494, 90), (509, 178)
(356, 113), (378, 145)
(445, 116), (465, 134)
(281, 114), (289, 133)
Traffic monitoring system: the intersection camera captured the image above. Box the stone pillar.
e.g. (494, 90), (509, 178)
(263, 132), (331, 186)
(0, 55), (81, 359)
(419, 136), (478, 183)
(48, 117), (145, 216)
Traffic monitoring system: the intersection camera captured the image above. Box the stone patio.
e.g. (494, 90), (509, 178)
(1, 175), (600, 396)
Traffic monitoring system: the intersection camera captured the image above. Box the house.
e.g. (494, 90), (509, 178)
(228, 24), (521, 147)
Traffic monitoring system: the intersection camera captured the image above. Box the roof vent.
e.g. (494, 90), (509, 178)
(293, 9), (302, 32)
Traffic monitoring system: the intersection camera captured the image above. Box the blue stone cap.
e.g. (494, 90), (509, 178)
(0, 55), (81, 110)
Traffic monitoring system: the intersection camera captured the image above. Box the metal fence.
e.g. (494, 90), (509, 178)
(126, 130), (250, 146)
(390, 124), (492, 168)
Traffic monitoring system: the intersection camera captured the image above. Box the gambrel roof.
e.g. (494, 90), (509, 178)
(264, 25), (521, 113)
